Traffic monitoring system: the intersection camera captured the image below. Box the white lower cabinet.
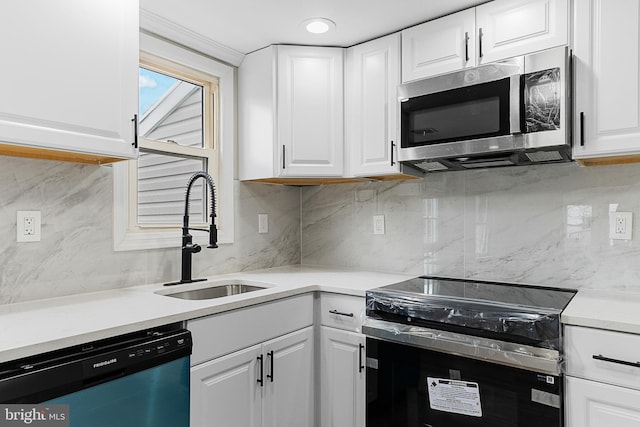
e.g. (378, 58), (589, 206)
(566, 376), (640, 427)
(320, 327), (365, 427)
(565, 325), (640, 426)
(262, 327), (315, 427)
(191, 344), (262, 427)
(188, 294), (314, 427)
(318, 293), (366, 427)
(191, 327), (314, 427)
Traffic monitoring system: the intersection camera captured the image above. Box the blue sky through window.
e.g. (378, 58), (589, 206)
(139, 68), (177, 116)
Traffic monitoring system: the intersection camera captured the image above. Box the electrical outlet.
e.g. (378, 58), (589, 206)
(610, 211), (632, 240)
(17, 211), (41, 242)
(373, 215), (385, 235)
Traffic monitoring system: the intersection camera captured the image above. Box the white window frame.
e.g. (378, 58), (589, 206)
(113, 32), (235, 251)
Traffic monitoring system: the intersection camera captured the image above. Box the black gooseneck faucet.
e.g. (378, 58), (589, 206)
(164, 171), (218, 286)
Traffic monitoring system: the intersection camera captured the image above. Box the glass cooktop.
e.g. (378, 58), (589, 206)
(365, 276), (577, 350)
(371, 276), (576, 312)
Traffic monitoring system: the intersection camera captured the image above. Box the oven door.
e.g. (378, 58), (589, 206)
(366, 337), (562, 427)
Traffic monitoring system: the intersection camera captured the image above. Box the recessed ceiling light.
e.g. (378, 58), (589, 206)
(302, 18), (336, 34)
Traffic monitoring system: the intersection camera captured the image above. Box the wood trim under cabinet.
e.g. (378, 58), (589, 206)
(0, 143), (124, 165)
(245, 173), (422, 186)
(576, 154), (640, 167)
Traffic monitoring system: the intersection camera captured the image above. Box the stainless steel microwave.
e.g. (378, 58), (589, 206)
(398, 46), (571, 172)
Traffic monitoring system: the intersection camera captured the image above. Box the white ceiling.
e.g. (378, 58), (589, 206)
(140, 0), (487, 56)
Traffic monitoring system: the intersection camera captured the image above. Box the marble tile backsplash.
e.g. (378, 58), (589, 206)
(301, 162), (640, 291)
(4, 155), (640, 304)
(0, 157), (301, 304)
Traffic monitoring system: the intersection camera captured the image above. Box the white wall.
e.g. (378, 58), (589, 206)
(301, 162), (640, 291)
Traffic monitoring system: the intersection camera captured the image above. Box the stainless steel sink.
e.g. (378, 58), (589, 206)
(162, 283), (266, 300)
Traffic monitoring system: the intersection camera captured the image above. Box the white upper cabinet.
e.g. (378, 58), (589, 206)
(347, 34), (402, 177)
(476, 0), (568, 64)
(0, 0), (139, 163)
(239, 45), (344, 180)
(402, 9), (476, 82)
(572, 0), (640, 163)
(402, 0), (568, 82)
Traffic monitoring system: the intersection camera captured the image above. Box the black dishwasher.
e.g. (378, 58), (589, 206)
(0, 324), (192, 427)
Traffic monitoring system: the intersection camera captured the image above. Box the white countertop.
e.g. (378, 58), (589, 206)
(561, 288), (640, 335)
(3, 265), (640, 365)
(0, 265), (412, 363)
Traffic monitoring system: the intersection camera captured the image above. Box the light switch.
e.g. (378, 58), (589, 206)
(258, 213), (269, 234)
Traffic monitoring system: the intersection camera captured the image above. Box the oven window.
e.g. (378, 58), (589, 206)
(366, 338), (562, 427)
(401, 78), (512, 148)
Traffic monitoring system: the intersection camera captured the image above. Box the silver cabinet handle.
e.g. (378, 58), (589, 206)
(593, 354), (640, 368)
(478, 28), (484, 59)
(358, 343), (365, 373)
(329, 309), (354, 317)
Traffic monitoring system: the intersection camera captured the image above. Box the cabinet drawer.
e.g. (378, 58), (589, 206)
(319, 293), (365, 332)
(188, 293), (313, 365)
(565, 325), (640, 390)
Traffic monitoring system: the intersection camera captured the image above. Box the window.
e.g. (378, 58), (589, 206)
(136, 54), (217, 226)
(114, 33), (235, 251)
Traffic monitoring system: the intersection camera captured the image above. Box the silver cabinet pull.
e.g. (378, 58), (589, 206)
(593, 354), (640, 368)
(329, 309), (354, 317)
(478, 28), (484, 59)
(358, 343), (365, 373)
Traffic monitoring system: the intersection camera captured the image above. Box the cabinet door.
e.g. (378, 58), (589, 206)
(320, 327), (365, 427)
(476, 0), (568, 64)
(401, 9), (476, 82)
(0, 0), (138, 161)
(190, 344), (262, 427)
(277, 46), (344, 177)
(573, 0), (640, 161)
(262, 327), (314, 427)
(566, 376), (640, 427)
(347, 34), (401, 177)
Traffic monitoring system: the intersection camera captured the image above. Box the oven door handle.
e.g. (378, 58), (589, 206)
(362, 318), (561, 375)
(510, 74), (522, 134)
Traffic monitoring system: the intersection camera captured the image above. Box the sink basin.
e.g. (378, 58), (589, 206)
(161, 283), (267, 300)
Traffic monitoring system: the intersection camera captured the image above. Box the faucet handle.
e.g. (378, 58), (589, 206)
(183, 243), (201, 253)
(208, 223), (218, 248)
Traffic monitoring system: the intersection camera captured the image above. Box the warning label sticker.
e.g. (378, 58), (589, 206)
(427, 377), (482, 417)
